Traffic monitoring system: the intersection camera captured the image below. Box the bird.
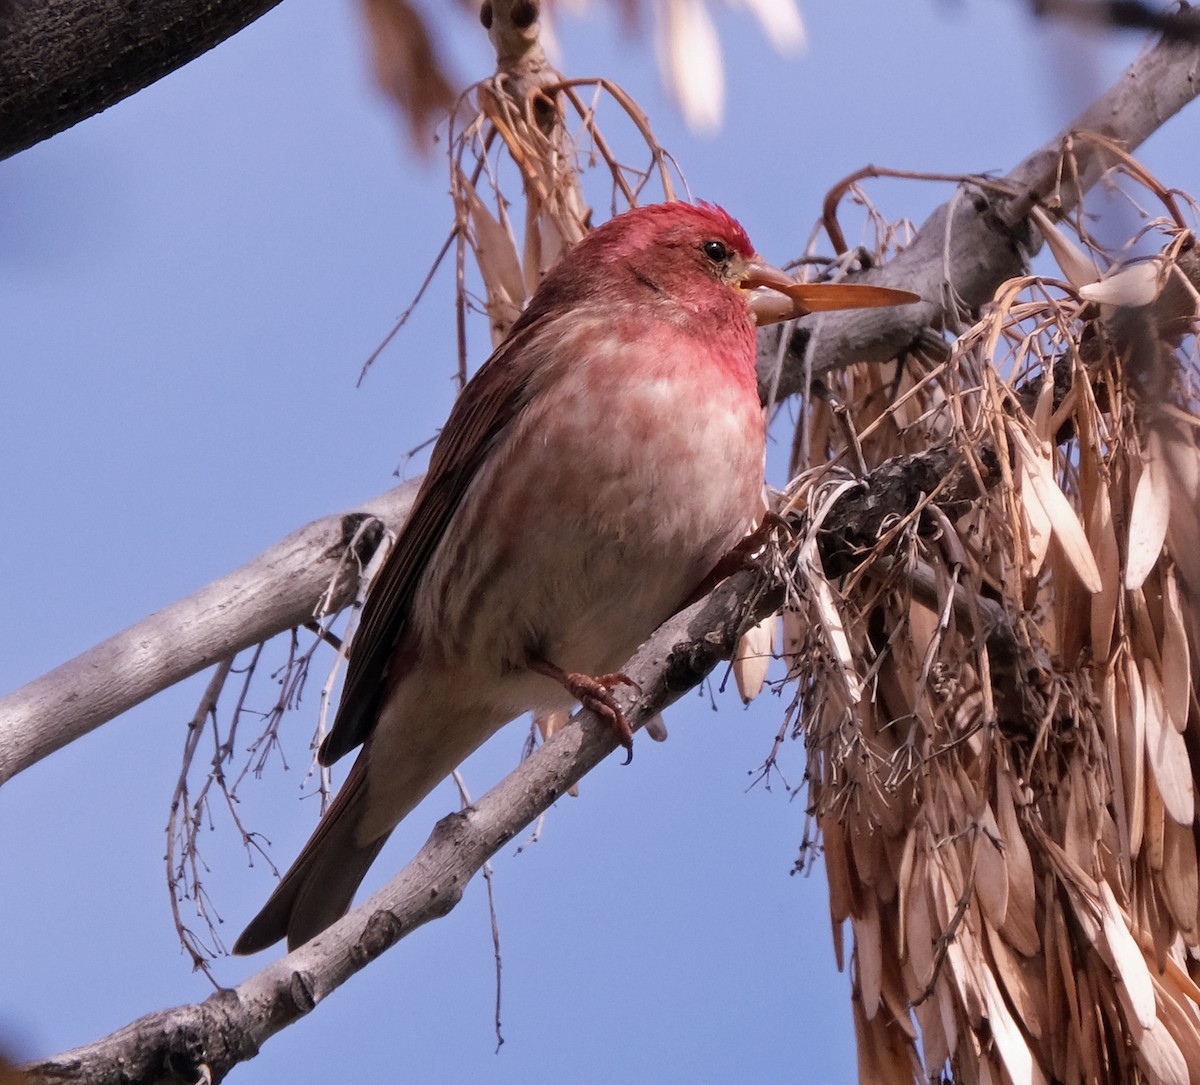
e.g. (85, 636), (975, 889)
(233, 201), (916, 954)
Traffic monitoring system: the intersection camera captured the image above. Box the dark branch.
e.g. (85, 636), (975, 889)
(0, 0), (283, 161)
(1033, 0), (1200, 41)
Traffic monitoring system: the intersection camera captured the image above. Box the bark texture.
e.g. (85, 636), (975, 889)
(756, 35), (1200, 403)
(0, 483), (418, 785)
(0, 0), (283, 160)
(21, 568), (765, 1085)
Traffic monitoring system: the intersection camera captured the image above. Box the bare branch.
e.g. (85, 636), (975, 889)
(7, 28), (1200, 1080)
(756, 34), (1200, 403)
(0, 482), (419, 787)
(1032, 0), (1200, 41)
(22, 566), (768, 1085)
(5, 35), (1198, 793)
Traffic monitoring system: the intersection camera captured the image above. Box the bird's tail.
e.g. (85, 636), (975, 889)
(232, 755), (387, 955)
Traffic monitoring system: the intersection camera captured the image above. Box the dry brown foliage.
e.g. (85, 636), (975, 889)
(764, 145), (1200, 1084)
(175, 12), (1200, 1083)
(360, 0), (459, 147)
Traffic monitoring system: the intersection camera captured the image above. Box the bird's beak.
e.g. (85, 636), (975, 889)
(739, 257), (922, 326)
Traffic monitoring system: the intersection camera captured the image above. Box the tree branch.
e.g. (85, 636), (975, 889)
(7, 30), (1200, 1079)
(756, 33), (1200, 403)
(15, 444), (1046, 1083)
(21, 566), (770, 1085)
(0, 0), (284, 161)
(4, 37), (1198, 789)
(0, 482), (418, 787)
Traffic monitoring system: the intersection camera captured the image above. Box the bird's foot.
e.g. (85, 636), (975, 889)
(529, 658), (640, 764)
(568, 672), (638, 764)
(727, 511), (793, 569)
(681, 513), (794, 607)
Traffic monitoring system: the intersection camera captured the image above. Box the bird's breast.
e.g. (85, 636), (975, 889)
(413, 316), (765, 708)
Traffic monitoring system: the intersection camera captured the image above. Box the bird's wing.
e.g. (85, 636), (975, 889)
(318, 328), (544, 765)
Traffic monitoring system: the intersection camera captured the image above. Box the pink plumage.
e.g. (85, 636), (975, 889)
(234, 203), (779, 953)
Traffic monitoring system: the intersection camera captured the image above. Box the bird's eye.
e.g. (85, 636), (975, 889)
(703, 240), (728, 263)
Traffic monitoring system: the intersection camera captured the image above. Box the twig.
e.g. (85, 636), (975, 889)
(756, 34), (1200, 404)
(23, 566), (772, 1085)
(166, 658), (235, 977)
(0, 482), (420, 787)
(452, 770), (505, 1051)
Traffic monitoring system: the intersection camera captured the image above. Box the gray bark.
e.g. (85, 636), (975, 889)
(0, 483), (418, 786)
(757, 35), (1200, 403)
(22, 567), (764, 1085)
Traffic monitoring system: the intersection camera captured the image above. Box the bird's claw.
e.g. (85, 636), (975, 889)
(564, 672), (636, 764)
(732, 511), (793, 567)
(529, 656), (640, 764)
(593, 671), (642, 695)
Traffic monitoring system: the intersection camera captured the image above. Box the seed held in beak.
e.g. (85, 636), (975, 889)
(741, 257), (921, 326)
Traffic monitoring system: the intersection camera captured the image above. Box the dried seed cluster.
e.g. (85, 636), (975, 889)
(765, 157), (1200, 1084)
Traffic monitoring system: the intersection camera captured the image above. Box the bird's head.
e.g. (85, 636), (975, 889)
(564, 201), (918, 326)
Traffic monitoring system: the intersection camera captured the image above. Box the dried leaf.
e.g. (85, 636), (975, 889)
(1161, 568), (1191, 733)
(974, 804), (1009, 932)
(1088, 481), (1121, 659)
(981, 965), (1045, 1085)
(823, 817), (854, 949)
(1143, 662), (1194, 826)
(1159, 417), (1200, 600)
(1135, 1015), (1190, 1085)
(1012, 427), (1102, 593)
(1099, 667), (1133, 872)
(985, 918), (1047, 1041)
(1151, 981), (1200, 1085)
(656, 0), (725, 132)
(768, 148), (1200, 1085)
(643, 713), (669, 742)
(536, 213), (568, 276)
(780, 607), (806, 677)
(878, 938), (918, 1038)
(1160, 953), (1200, 1011)
(1159, 814), (1199, 936)
(1028, 206), (1101, 289)
(360, 0), (458, 149)
(996, 770), (1040, 956)
(457, 173), (527, 345)
(1120, 658), (1148, 858)
(733, 613), (775, 703)
(912, 992), (951, 1074)
(1126, 443), (1171, 590)
(1078, 258), (1165, 307)
(1098, 881), (1156, 1029)
(1063, 761), (1093, 871)
(1147, 768), (1167, 873)
(904, 861), (936, 990)
(896, 827), (916, 956)
(1018, 454), (1054, 579)
(736, 0), (807, 52)
(804, 550), (863, 704)
(856, 895), (884, 1020)
(852, 997), (914, 1085)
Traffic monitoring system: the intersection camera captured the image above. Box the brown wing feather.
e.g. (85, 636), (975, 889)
(231, 754), (383, 954)
(318, 324), (545, 765)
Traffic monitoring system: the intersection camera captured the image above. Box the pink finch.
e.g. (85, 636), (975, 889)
(234, 201), (915, 954)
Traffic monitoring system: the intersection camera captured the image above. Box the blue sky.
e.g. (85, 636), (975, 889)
(1, 1), (1196, 1081)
